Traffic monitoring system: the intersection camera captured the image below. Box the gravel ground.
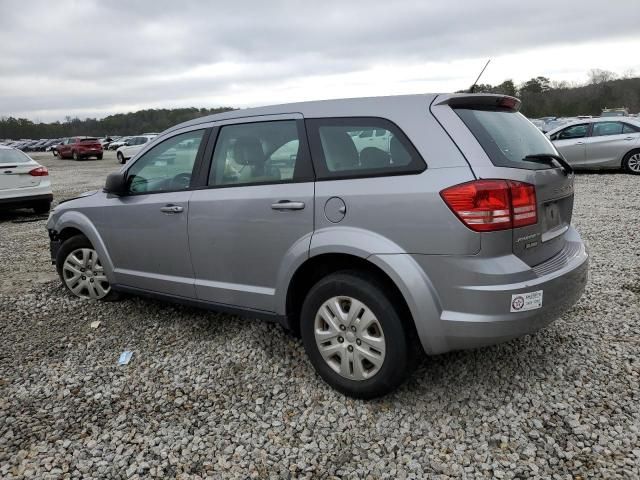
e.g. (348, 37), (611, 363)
(0, 154), (639, 479)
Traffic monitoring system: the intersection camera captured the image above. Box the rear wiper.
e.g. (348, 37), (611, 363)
(523, 154), (573, 175)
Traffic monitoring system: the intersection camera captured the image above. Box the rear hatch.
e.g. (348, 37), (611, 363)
(0, 148), (41, 190)
(431, 94), (574, 267)
(79, 138), (102, 150)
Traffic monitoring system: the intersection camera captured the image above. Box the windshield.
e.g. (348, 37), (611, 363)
(0, 148), (31, 164)
(455, 108), (558, 169)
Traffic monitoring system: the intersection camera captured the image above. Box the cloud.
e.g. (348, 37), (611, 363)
(1, 0), (640, 121)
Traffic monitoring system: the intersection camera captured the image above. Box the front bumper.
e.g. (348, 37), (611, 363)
(413, 227), (589, 352)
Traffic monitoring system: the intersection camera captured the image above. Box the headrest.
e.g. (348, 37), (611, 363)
(233, 136), (264, 166)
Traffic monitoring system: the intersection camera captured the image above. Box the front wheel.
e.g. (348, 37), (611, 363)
(56, 235), (120, 301)
(72, 151), (80, 161)
(623, 150), (640, 174)
(300, 271), (417, 399)
(117, 152), (125, 164)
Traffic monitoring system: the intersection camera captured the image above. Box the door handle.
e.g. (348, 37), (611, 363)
(271, 201), (305, 211)
(160, 204), (184, 214)
(575, 142), (584, 145)
(624, 137), (634, 141)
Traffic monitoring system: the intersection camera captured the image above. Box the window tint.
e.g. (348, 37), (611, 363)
(555, 124), (589, 140)
(456, 108), (558, 169)
(209, 120), (310, 186)
(623, 123), (640, 134)
(126, 130), (205, 194)
(307, 117), (424, 178)
(592, 122), (623, 137)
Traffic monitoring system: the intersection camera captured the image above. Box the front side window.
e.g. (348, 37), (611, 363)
(306, 117), (425, 178)
(126, 130), (205, 194)
(591, 122), (623, 137)
(208, 120), (311, 186)
(553, 124), (589, 141)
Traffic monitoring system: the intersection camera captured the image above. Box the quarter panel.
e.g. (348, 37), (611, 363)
(313, 167), (479, 255)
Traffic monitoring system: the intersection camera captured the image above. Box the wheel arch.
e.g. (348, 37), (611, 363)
(52, 211), (115, 280)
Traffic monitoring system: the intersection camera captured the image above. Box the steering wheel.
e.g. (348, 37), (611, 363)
(171, 172), (191, 190)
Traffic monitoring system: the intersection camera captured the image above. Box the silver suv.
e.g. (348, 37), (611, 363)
(47, 94), (589, 398)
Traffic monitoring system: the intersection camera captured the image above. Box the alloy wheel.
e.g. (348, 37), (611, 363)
(628, 153), (640, 173)
(313, 296), (386, 381)
(62, 248), (110, 299)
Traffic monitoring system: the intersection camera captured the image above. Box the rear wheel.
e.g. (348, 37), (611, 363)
(623, 150), (640, 175)
(33, 200), (51, 214)
(117, 152), (125, 164)
(52, 150), (58, 157)
(56, 235), (120, 301)
(300, 271), (416, 399)
(96, 153), (103, 160)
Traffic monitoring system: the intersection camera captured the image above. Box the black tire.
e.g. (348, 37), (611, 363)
(33, 201), (51, 214)
(300, 270), (417, 399)
(96, 154), (103, 160)
(622, 149), (640, 175)
(117, 152), (125, 164)
(52, 150), (58, 157)
(72, 151), (80, 161)
(56, 235), (120, 301)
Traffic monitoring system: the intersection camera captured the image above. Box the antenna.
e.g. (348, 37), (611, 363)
(469, 59), (491, 93)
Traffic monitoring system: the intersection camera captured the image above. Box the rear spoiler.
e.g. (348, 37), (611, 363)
(432, 94), (521, 112)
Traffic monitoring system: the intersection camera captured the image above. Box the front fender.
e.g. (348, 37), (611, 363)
(49, 210), (115, 281)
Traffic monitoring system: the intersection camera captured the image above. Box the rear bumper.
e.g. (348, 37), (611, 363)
(411, 226), (589, 353)
(0, 192), (53, 209)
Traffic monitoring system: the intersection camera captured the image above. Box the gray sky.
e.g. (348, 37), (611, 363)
(2, 0), (640, 121)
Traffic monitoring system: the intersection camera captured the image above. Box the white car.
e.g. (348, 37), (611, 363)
(116, 135), (157, 164)
(0, 145), (53, 213)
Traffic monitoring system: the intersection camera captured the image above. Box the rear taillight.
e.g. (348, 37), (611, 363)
(440, 179), (537, 232)
(29, 166), (48, 176)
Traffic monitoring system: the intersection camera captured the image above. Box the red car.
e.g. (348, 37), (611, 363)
(55, 137), (103, 160)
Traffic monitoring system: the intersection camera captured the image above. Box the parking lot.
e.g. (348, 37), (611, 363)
(1, 152), (639, 478)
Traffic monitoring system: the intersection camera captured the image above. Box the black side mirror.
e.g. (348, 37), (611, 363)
(104, 172), (128, 195)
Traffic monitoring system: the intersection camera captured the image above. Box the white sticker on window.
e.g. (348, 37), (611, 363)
(510, 290), (543, 312)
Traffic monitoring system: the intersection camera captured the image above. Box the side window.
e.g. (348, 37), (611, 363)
(592, 122), (623, 137)
(553, 124), (589, 140)
(208, 120), (312, 186)
(306, 117), (425, 178)
(126, 130), (205, 194)
(622, 123), (639, 134)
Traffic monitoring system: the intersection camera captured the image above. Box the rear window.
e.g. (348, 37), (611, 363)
(80, 137), (98, 142)
(455, 108), (557, 169)
(0, 148), (31, 164)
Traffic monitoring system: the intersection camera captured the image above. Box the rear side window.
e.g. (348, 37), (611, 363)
(623, 123), (640, 133)
(456, 108), (557, 169)
(306, 117), (425, 179)
(208, 120), (313, 187)
(592, 122), (623, 137)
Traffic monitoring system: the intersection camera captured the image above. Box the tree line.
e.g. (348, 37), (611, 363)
(466, 69), (640, 118)
(0, 107), (234, 140)
(2, 69), (640, 139)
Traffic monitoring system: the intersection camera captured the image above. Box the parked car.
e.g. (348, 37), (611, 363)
(116, 135), (157, 164)
(547, 118), (640, 173)
(0, 145), (52, 213)
(47, 94), (588, 398)
(601, 107), (629, 117)
(108, 137), (131, 150)
(56, 137), (103, 160)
